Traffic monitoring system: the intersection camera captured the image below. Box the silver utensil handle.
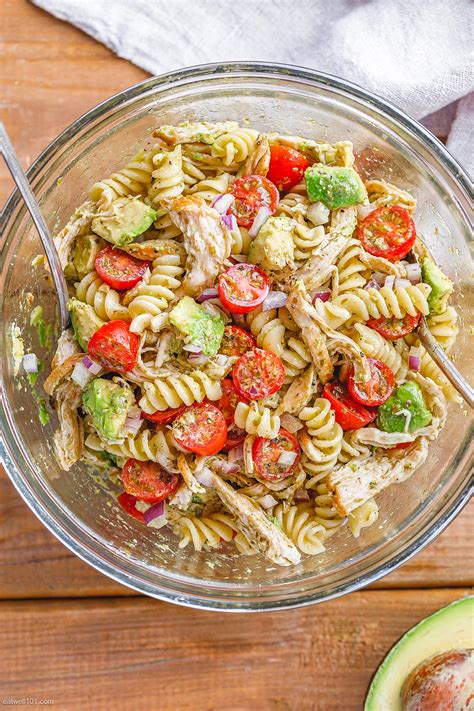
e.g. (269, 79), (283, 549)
(0, 122), (69, 332)
(418, 316), (474, 408)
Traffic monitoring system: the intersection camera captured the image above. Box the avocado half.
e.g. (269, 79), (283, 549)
(365, 596), (473, 710)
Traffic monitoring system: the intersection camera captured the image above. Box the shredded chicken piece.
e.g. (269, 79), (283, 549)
(51, 328), (82, 370)
(328, 437), (429, 516)
(238, 135), (270, 176)
(168, 483), (194, 510)
(53, 201), (96, 269)
(359, 251), (407, 277)
(177, 454), (206, 495)
(121, 238), (185, 262)
(276, 365), (316, 415)
(153, 121), (239, 146)
(209, 473), (301, 566)
(163, 196), (232, 296)
(44, 353), (85, 396)
(52, 379), (84, 471)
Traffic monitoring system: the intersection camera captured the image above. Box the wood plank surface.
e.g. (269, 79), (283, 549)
(1, 589), (470, 710)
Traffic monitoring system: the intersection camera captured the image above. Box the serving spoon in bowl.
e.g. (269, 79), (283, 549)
(0, 121), (69, 331)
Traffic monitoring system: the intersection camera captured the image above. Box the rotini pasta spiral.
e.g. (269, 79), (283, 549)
(186, 172), (230, 201)
(139, 371), (222, 413)
(312, 482), (345, 537)
(89, 149), (154, 208)
(153, 207), (182, 239)
(126, 254), (184, 333)
(181, 155), (207, 187)
(211, 128), (260, 165)
(281, 337), (312, 379)
(350, 322), (408, 382)
(336, 240), (368, 293)
(418, 348), (462, 402)
(75, 271), (129, 321)
(348, 499), (379, 538)
(147, 145), (185, 203)
(292, 223), (325, 263)
(234, 401), (281, 439)
(85, 429), (177, 470)
(245, 307), (285, 357)
(175, 512), (237, 551)
(426, 306), (459, 351)
(299, 399), (343, 486)
(277, 191), (310, 224)
(273, 503), (326, 555)
(230, 225), (252, 255)
(337, 430), (371, 464)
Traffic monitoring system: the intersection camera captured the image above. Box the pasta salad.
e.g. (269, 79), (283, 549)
(43, 121), (460, 567)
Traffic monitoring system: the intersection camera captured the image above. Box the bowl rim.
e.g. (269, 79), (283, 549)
(1, 62), (473, 611)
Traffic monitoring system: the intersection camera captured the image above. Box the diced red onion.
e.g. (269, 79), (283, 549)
(372, 271), (387, 285)
(214, 354), (230, 366)
(228, 443), (244, 463)
(364, 279), (381, 291)
(405, 263), (421, 284)
(183, 343), (202, 353)
(232, 313), (246, 326)
(196, 288), (219, 303)
(248, 385), (258, 398)
(195, 467), (217, 488)
(188, 353), (209, 366)
(394, 278), (412, 289)
(280, 413), (303, 433)
(262, 290), (288, 312)
(144, 501), (167, 527)
(307, 201), (330, 226)
(82, 355), (102, 374)
(22, 353), (38, 374)
(221, 213), (237, 231)
(211, 193), (235, 214)
(277, 450), (298, 466)
(408, 345), (422, 371)
(71, 361), (94, 388)
(248, 206), (271, 238)
(294, 488), (310, 502)
(312, 290), (331, 304)
(121, 415), (142, 438)
(259, 494), (278, 509)
(357, 203), (374, 221)
(384, 275), (396, 290)
(211, 460), (240, 476)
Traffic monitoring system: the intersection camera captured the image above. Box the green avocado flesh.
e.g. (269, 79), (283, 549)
(421, 257), (453, 315)
(305, 165), (367, 209)
(82, 378), (134, 441)
(169, 296), (225, 357)
(365, 596), (474, 710)
(68, 298), (105, 351)
(377, 382), (432, 433)
(91, 197), (156, 247)
(248, 216), (295, 271)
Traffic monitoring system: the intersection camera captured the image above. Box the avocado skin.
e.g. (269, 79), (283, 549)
(421, 257), (453, 315)
(377, 381), (432, 433)
(91, 197), (157, 247)
(82, 377), (134, 441)
(248, 216), (295, 272)
(68, 298), (105, 351)
(305, 165), (366, 209)
(169, 296), (225, 357)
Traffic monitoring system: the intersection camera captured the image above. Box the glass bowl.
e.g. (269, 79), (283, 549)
(1, 63), (472, 611)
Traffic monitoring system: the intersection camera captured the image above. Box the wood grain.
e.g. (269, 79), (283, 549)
(0, 589), (470, 711)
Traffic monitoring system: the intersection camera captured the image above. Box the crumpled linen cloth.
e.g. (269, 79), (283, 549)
(31, 0), (474, 177)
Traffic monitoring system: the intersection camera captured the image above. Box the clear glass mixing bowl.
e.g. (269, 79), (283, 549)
(1, 63), (472, 611)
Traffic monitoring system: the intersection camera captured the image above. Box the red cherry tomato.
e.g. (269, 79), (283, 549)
(233, 348), (285, 401)
(267, 145), (310, 192)
(222, 423), (247, 451)
(252, 429), (300, 482)
(323, 381), (377, 430)
(218, 263), (270, 314)
(88, 320), (139, 373)
(367, 312), (421, 341)
(219, 325), (256, 357)
(357, 205), (416, 262)
(172, 402), (227, 456)
(95, 245), (150, 291)
(117, 492), (145, 522)
(217, 379), (247, 425)
(391, 441), (413, 450)
(121, 459), (180, 503)
(347, 357), (395, 407)
(229, 175), (279, 228)
(143, 406), (186, 425)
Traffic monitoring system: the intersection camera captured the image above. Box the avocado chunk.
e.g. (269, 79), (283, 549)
(248, 216), (295, 272)
(377, 381), (432, 433)
(421, 257), (453, 315)
(365, 597), (474, 710)
(305, 165), (367, 209)
(68, 298), (105, 351)
(91, 197), (157, 247)
(82, 377), (134, 441)
(67, 234), (105, 281)
(169, 296), (225, 357)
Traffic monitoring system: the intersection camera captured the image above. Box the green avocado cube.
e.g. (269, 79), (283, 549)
(169, 296), (225, 357)
(91, 197), (157, 247)
(68, 298), (105, 351)
(421, 258), (453, 315)
(377, 382), (432, 433)
(82, 377), (134, 441)
(305, 165), (367, 209)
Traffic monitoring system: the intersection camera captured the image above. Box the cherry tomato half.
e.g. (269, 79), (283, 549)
(323, 381), (377, 430)
(347, 358), (395, 407)
(121, 459), (180, 503)
(391, 441), (413, 450)
(229, 175), (279, 228)
(222, 423), (247, 452)
(219, 325), (256, 357)
(88, 320), (139, 373)
(357, 205), (416, 262)
(218, 263), (270, 314)
(143, 406), (186, 425)
(253, 429), (300, 482)
(233, 348), (285, 401)
(172, 402), (227, 456)
(267, 145), (310, 192)
(117, 492), (145, 522)
(95, 245), (150, 291)
(367, 312), (420, 341)
(217, 379), (247, 425)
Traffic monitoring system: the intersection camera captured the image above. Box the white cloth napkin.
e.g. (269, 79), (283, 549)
(32, 0), (474, 177)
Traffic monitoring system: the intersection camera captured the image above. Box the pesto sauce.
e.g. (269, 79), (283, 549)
(30, 306), (52, 349)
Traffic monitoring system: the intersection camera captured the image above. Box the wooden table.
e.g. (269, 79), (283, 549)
(1, 3), (472, 709)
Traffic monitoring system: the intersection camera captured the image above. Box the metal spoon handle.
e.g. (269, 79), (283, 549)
(0, 122), (69, 331)
(418, 316), (474, 408)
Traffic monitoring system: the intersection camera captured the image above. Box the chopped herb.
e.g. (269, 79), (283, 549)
(190, 151), (205, 162)
(266, 513), (282, 530)
(191, 495), (203, 504)
(27, 359), (43, 386)
(37, 398), (50, 426)
(30, 306), (52, 348)
(369, 481), (377, 489)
